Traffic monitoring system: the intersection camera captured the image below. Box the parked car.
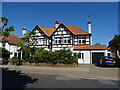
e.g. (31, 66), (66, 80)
(95, 56), (118, 67)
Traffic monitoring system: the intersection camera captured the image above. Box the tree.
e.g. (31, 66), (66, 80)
(0, 17), (14, 38)
(94, 42), (101, 45)
(16, 31), (37, 61)
(108, 34), (120, 58)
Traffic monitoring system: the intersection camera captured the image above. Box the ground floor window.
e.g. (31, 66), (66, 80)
(107, 53), (110, 56)
(18, 52), (21, 59)
(118, 50), (120, 56)
(78, 53), (84, 59)
(14, 52), (17, 57)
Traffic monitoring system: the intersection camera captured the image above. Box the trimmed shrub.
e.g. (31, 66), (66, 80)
(28, 48), (78, 64)
(11, 56), (20, 65)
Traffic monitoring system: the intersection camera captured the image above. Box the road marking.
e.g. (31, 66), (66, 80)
(56, 76), (80, 81)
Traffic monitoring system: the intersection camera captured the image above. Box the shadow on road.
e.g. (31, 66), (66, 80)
(2, 68), (38, 89)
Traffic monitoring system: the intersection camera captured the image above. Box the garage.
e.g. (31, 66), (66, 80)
(92, 52), (104, 64)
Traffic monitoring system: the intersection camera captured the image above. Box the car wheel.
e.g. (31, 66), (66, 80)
(99, 64), (101, 67)
(98, 63), (102, 67)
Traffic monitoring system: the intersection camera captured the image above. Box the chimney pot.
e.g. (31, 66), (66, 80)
(55, 20), (60, 28)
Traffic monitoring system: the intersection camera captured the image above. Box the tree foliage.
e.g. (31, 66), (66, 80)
(108, 34), (120, 58)
(0, 47), (10, 59)
(94, 42), (101, 45)
(16, 30), (38, 60)
(0, 17), (14, 38)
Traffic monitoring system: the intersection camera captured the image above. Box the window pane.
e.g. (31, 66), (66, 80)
(68, 39), (70, 43)
(14, 52), (17, 56)
(59, 40), (61, 43)
(82, 36), (85, 39)
(79, 40), (81, 43)
(82, 40), (85, 43)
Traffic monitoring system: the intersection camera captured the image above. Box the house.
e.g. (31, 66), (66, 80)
(22, 21), (109, 64)
(0, 33), (21, 59)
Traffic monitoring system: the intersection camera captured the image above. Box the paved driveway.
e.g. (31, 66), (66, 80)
(1, 64), (119, 88)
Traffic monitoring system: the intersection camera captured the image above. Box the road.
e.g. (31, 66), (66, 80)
(1, 65), (120, 89)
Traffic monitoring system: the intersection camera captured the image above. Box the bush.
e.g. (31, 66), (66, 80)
(0, 47), (10, 59)
(11, 56), (19, 63)
(29, 56), (36, 63)
(28, 49), (78, 64)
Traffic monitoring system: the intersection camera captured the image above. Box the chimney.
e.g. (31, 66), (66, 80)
(88, 22), (92, 33)
(87, 22), (92, 45)
(22, 27), (27, 37)
(55, 20), (60, 28)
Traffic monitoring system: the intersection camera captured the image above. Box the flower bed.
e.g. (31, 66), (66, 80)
(21, 62), (78, 67)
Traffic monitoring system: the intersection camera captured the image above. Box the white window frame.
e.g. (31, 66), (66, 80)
(78, 36), (85, 44)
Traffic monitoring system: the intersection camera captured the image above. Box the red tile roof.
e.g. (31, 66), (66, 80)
(43, 27), (56, 37)
(34, 23), (91, 37)
(0, 33), (20, 45)
(73, 45), (107, 50)
(67, 25), (91, 35)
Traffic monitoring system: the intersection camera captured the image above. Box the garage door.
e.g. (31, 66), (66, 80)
(92, 52), (104, 64)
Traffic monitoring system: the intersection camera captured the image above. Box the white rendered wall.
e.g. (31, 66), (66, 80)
(0, 42), (20, 58)
(4, 42), (10, 51)
(0, 42), (2, 47)
(73, 50), (90, 64)
(9, 45), (20, 58)
(73, 49), (108, 64)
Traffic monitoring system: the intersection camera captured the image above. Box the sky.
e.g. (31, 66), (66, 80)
(2, 2), (118, 46)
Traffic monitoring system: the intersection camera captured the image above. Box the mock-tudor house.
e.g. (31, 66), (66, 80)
(22, 21), (109, 64)
(0, 34), (21, 59)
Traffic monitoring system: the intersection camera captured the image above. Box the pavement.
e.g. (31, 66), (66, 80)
(1, 64), (120, 88)
(1, 64), (119, 80)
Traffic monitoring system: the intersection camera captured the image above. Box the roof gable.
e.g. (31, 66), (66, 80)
(33, 23), (91, 37)
(33, 25), (48, 36)
(49, 23), (91, 37)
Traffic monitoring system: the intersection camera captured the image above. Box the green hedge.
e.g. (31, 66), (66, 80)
(29, 49), (78, 64)
(0, 47), (10, 59)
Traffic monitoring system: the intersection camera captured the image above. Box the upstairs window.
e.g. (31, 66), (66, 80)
(54, 37), (61, 44)
(39, 38), (44, 44)
(63, 37), (71, 44)
(78, 36), (86, 45)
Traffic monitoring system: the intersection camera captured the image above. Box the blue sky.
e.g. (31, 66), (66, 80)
(2, 2), (118, 45)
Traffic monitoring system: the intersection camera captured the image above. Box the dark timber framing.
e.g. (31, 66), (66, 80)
(29, 24), (91, 48)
